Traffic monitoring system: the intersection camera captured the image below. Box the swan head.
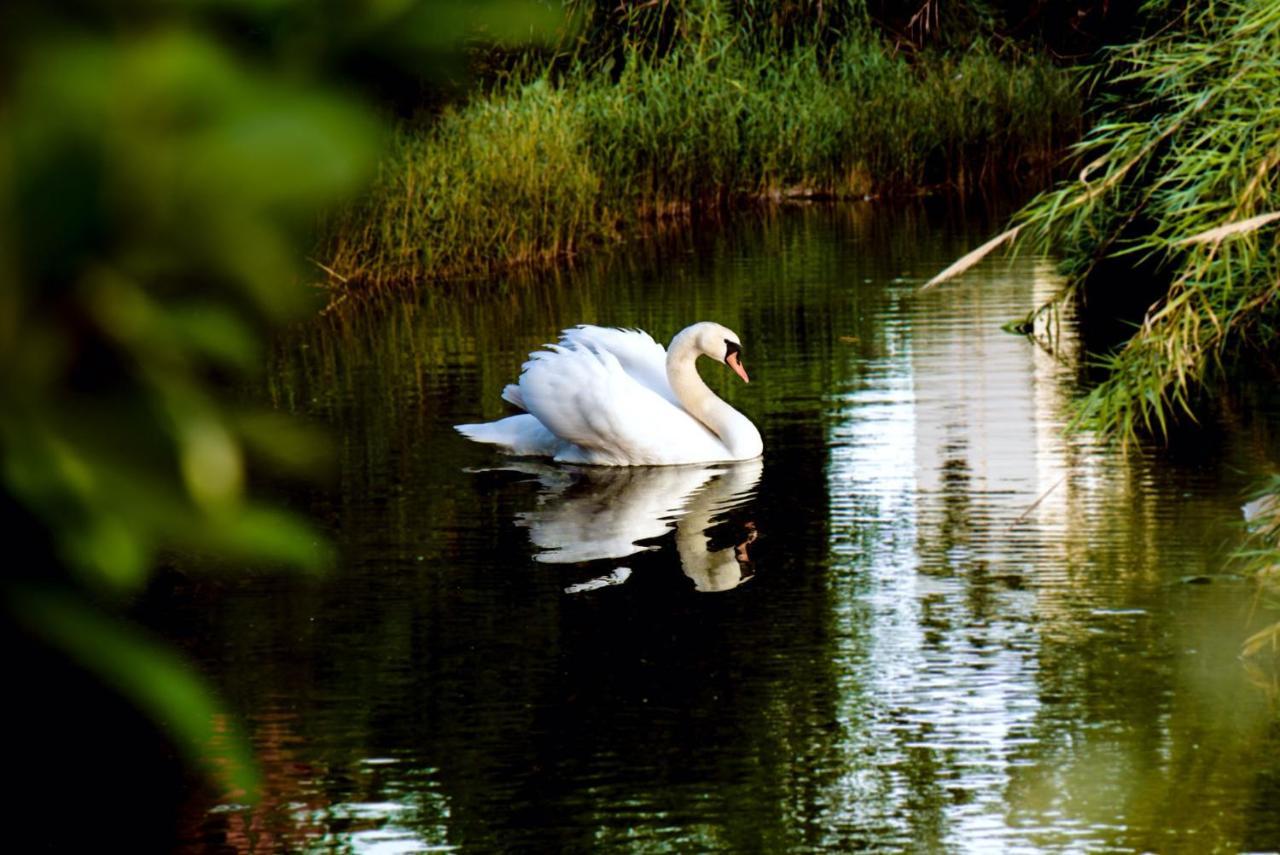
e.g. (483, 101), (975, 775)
(676, 322), (751, 383)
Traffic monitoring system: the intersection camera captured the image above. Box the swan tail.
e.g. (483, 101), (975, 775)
(501, 383), (526, 410)
(455, 414), (558, 457)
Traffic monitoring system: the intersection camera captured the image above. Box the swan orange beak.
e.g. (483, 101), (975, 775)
(726, 351), (750, 383)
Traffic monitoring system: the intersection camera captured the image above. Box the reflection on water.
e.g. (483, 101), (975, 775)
(501, 458), (761, 592)
(195, 705), (452, 855)
(162, 203), (1280, 853)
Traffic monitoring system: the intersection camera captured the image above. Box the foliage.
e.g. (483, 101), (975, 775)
(0, 0), (558, 809)
(327, 81), (609, 286)
(325, 36), (1079, 290)
(561, 0), (870, 66)
(1241, 479), (1280, 663)
(997, 0), (1280, 442)
(559, 0), (1157, 64)
(924, 0), (1280, 653)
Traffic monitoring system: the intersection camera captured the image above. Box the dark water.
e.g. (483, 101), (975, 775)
(172, 204), (1280, 853)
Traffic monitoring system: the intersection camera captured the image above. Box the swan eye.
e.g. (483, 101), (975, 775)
(724, 340), (742, 364)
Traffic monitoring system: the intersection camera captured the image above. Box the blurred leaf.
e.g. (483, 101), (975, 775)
(0, 0), (560, 824)
(67, 514), (150, 590)
(177, 415), (245, 510)
(235, 409), (334, 474)
(203, 504), (333, 572)
(8, 29), (383, 316)
(8, 586), (260, 798)
(165, 303), (262, 371)
(395, 0), (568, 48)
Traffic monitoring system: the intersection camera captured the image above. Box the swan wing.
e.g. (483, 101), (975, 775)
(518, 342), (729, 465)
(558, 325), (677, 405)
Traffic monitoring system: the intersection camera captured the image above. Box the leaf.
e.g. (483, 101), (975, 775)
(1242, 620), (1280, 659)
(921, 226), (1021, 290)
(1174, 211), (1280, 246)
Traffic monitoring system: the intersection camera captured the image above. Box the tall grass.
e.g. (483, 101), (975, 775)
(323, 36), (1079, 291)
(326, 82), (611, 285)
(948, 0), (1280, 443)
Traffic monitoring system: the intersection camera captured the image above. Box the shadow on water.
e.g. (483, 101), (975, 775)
(158, 201), (1280, 853)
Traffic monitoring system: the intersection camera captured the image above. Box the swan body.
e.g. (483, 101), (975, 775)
(455, 322), (762, 466)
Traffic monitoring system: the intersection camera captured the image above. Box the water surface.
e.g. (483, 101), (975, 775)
(173, 204), (1280, 853)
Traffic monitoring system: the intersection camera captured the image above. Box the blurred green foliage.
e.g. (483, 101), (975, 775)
(0, 0), (560, 806)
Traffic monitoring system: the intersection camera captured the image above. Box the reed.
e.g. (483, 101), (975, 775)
(325, 81), (612, 286)
(957, 0), (1280, 444)
(322, 33), (1079, 292)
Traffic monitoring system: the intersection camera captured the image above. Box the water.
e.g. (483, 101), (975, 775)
(170, 203), (1280, 853)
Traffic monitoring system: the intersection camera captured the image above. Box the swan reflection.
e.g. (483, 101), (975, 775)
(508, 458), (763, 592)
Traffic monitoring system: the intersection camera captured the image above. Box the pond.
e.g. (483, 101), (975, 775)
(171, 203), (1280, 852)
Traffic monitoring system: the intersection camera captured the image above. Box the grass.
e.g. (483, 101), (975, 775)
(326, 81), (609, 286)
(939, 0), (1280, 444)
(321, 36), (1080, 292)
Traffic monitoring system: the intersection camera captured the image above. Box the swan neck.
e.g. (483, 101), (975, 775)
(666, 332), (761, 459)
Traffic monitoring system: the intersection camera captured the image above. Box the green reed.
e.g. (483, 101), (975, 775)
(322, 34), (1079, 292)
(326, 81), (611, 286)
(992, 0), (1280, 444)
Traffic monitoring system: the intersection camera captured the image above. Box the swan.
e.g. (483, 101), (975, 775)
(455, 322), (763, 466)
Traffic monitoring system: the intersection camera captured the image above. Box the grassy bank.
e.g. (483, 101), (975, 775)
(322, 38), (1079, 291)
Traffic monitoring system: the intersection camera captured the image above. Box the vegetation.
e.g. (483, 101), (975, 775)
(0, 0), (557, 841)
(1242, 479), (1280, 661)
(322, 6), (1081, 291)
(5, 0), (1275, 840)
(932, 0), (1279, 443)
(925, 0), (1280, 649)
(1, 23), (373, 798)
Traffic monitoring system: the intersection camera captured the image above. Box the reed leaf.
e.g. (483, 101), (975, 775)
(920, 226), (1021, 290)
(973, 0), (1280, 445)
(1174, 210), (1280, 245)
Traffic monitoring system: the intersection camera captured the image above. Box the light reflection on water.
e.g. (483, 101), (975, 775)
(174, 204), (1280, 853)
(821, 257), (1076, 850)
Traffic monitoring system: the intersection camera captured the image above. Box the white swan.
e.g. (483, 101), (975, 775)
(455, 322), (763, 466)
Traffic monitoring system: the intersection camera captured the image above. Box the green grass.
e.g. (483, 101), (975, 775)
(326, 81), (609, 286)
(322, 37), (1080, 292)
(987, 0), (1280, 444)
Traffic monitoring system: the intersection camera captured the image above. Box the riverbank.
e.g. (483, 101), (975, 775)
(319, 38), (1079, 293)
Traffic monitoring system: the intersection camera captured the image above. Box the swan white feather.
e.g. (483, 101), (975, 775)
(456, 321), (762, 466)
